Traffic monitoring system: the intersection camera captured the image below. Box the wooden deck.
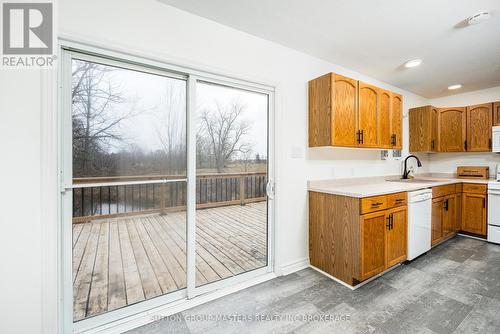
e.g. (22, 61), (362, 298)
(72, 202), (267, 321)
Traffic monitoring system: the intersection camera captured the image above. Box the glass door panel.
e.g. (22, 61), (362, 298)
(195, 81), (269, 287)
(71, 57), (187, 321)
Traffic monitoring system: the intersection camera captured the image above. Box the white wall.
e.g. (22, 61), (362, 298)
(1, 1), (431, 333)
(0, 71), (43, 334)
(428, 86), (500, 174)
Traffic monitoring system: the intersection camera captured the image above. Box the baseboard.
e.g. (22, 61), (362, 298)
(279, 258), (310, 276)
(457, 233), (487, 241)
(310, 263), (401, 291)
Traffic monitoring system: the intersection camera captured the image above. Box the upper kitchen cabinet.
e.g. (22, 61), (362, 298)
(466, 103), (492, 152)
(409, 105), (438, 152)
(411, 102), (497, 153)
(308, 72), (403, 149)
(308, 73), (358, 147)
(437, 107), (466, 152)
(390, 93), (403, 149)
(358, 82), (380, 148)
(493, 102), (500, 126)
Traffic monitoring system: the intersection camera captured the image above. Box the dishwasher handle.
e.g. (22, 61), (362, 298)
(410, 193), (432, 203)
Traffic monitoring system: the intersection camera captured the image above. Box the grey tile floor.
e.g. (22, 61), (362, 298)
(128, 236), (500, 334)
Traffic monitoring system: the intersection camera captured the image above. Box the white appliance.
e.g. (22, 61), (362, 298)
(407, 189), (433, 260)
(492, 126), (500, 153)
(488, 181), (500, 244)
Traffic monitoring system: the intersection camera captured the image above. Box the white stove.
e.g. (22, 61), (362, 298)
(487, 180), (500, 244)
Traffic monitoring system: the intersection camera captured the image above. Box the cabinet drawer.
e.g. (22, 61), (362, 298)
(360, 195), (387, 214)
(463, 183), (487, 194)
(432, 184), (456, 198)
(387, 192), (407, 208)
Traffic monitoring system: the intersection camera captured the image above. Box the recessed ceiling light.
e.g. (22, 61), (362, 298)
(467, 12), (490, 25)
(404, 59), (422, 68)
(448, 84), (462, 90)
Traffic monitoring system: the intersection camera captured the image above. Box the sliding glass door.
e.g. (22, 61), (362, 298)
(70, 56), (188, 321)
(62, 49), (273, 329)
(195, 81), (269, 287)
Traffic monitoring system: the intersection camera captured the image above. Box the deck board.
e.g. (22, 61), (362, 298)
(73, 202), (267, 321)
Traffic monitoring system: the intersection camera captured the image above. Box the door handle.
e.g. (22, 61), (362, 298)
(266, 180), (275, 200)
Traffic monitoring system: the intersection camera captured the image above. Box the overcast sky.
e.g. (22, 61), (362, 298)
(79, 60), (268, 158)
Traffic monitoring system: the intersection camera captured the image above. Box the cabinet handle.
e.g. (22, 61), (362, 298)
(431, 139), (435, 150)
(356, 130), (361, 144)
(489, 138), (492, 149)
(371, 202), (383, 207)
(395, 198), (404, 203)
(360, 130), (364, 144)
(464, 140), (468, 151)
(444, 199), (449, 211)
(386, 216), (391, 230)
(390, 213), (394, 230)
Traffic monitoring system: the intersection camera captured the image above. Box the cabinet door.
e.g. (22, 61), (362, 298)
(391, 93), (403, 149)
(431, 107), (439, 151)
(466, 103), (493, 152)
(462, 193), (487, 236)
(493, 102), (500, 126)
(432, 198), (444, 246)
(379, 89), (391, 148)
(358, 82), (379, 147)
(359, 211), (387, 280)
(386, 207), (407, 267)
(442, 195), (456, 239)
(455, 193), (462, 232)
(437, 107), (466, 152)
(332, 74), (358, 146)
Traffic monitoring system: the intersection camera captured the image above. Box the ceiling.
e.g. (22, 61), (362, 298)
(159, 0), (500, 98)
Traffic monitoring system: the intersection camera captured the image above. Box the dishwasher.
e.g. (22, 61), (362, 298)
(407, 189), (432, 260)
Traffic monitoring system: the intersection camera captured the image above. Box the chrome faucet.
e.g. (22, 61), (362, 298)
(402, 155), (422, 179)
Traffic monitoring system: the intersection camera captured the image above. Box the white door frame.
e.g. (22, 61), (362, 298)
(57, 41), (276, 333)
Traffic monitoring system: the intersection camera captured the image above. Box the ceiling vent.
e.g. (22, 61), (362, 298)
(467, 12), (490, 25)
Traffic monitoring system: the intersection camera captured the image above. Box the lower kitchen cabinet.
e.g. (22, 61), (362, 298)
(431, 197), (444, 245)
(442, 194), (457, 239)
(309, 191), (407, 286)
(359, 211), (387, 280)
(431, 183), (487, 244)
(432, 185), (459, 246)
(462, 192), (487, 236)
(386, 206), (408, 267)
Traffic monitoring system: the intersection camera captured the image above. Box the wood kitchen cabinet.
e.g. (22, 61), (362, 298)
(437, 107), (466, 152)
(359, 211), (387, 280)
(309, 191), (407, 286)
(308, 73), (358, 147)
(390, 93), (403, 149)
(409, 105), (438, 152)
(431, 184), (458, 246)
(358, 82), (380, 148)
(461, 184), (487, 236)
(308, 72), (402, 149)
(493, 102), (500, 126)
(386, 206), (407, 267)
(466, 103), (493, 152)
(411, 102), (495, 153)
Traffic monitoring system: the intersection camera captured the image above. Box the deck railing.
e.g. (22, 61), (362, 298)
(72, 172), (267, 223)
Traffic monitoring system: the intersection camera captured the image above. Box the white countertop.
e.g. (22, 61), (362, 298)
(308, 174), (491, 198)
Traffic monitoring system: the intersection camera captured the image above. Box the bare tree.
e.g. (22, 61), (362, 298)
(72, 60), (130, 176)
(153, 81), (186, 173)
(199, 100), (252, 173)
